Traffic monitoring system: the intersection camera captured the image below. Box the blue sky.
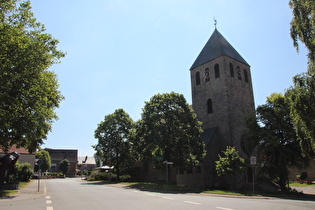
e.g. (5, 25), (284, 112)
(29, 0), (308, 157)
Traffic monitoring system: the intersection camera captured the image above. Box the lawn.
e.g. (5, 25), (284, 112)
(289, 182), (315, 187)
(0, 181), (30, 197)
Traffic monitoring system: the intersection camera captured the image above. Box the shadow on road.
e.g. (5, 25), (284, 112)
(79, 180), (315, 201)
(122, 184), (203, 194)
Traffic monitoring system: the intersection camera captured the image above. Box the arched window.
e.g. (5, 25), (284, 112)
(214, 64), (220, 78)
(237, 66), (241, 80)
(196, 71), (200, 85)
(205, 68), (210, 82)
(207, 98), (213, 114)
(229, 63), (234, 77)
(244, 69), (249, 83)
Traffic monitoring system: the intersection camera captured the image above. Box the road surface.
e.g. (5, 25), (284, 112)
(0, 178), (314, 210)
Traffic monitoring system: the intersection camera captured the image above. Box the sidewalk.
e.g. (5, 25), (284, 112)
(292, 186), (315, 195)
(1, 179), (46, 201)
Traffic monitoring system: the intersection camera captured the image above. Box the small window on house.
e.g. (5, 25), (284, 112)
(207, 98), (213, 114)
(205, 68), (210, 82)
(244, 69), (249, 83)
(237, 66), (241, 80)
(196, 71), (200, 85)
(214, 63), (220, 78)
(230, 63), (234, 77)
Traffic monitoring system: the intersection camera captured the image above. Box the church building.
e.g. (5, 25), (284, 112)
(177, 27), (255, 189)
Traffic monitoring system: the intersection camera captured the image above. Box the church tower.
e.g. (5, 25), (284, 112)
(190, 28), (255, 168)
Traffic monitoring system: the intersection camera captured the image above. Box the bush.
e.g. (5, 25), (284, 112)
(88, 171), (132, 182)
(17, 163), (34, 182)
(46, 172), (63, 178)
(119, 174), (131, 182)
(89, 171), (113, 181)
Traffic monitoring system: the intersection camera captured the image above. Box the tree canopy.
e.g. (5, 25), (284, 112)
(135, 92), (205, 170)
(285, 73), (315, 156)
(94, 109), (134, 180)
(0, 0), (65, 153)
(289, 0), (315, 64)
(287, 0), (315, 156)
(246, 93), (310, 191)
(59, 159), (70, 175)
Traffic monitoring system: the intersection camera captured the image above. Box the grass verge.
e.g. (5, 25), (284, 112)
(0, 181), (31, 197)
(289, 182), (314, 187)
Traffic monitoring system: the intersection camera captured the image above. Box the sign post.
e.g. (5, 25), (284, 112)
(164, 161), (173, 185)
(36, 159), (44, 192)
(250, 156), (256, 194)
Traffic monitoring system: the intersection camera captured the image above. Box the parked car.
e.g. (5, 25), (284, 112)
(32, 174), (39, 179)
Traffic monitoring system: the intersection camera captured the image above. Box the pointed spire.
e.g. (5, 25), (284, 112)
(190, 28), (249, 70)
(214, 17), (217, 29)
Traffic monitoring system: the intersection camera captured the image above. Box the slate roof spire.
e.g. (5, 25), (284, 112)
(190, 29), (249, 70)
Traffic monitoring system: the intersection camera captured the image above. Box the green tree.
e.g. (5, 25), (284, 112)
(59, 159), (70, 176)
(215, 146), (245, 177)
(289, 0), (315, 64)
(0, 0), (65, 153)
(285, 73), (315, 156)
(247, 93), (310, 191)
(94, 109), (134, 181)
(35, 149), (51, 174)
(287, 0), (315, 157)
(136, 92), (205, 170)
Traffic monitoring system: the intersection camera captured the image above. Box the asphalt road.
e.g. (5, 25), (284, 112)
(1, 178), (315, 210)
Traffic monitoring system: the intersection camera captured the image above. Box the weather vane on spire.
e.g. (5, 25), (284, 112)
(214, 17), (217, 29)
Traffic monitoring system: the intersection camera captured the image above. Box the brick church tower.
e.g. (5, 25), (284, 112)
(190, 28), (255, 152)
(178, 28), (255, 188)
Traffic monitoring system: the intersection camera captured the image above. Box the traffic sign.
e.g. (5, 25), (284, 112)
(250, 156), (256, 165)
(37, 159), (44, 166)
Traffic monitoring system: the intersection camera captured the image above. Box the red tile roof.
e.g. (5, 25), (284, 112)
(0, 145), (30, 154)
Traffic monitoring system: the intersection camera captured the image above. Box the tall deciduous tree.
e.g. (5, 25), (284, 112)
(285, 73), (315, 156)
(288, 0), (315, 156)
(94, 109), (134, 181)
(136, 92), (205, 170)
(247, 93), (310, 191)
(35, 149), (51, 174)
(289, 0), (315, 64)
(0, 0), (65, 153)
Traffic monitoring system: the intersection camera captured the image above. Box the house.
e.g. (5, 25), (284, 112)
(45, 148), (78, 177)
(78, 156), (96, 171)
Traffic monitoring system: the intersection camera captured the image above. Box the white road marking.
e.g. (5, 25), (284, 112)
(145, 193), (156, 196)
(47, 207), (53, 210)
(184, 201), (201, 205)
(44, 180), (47, 194)
(46, 200), (52, 204)
(162, 196), (175, 200)
(216, 207), (235, 210)
(46, 196), (50, 199)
